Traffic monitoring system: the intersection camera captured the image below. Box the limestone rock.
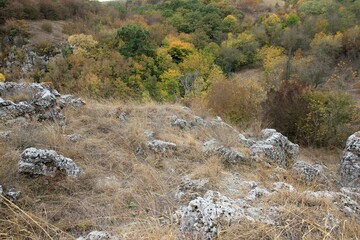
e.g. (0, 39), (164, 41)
(203, 139), (245, 163)
(144, 130), (155, 139)
(19, 147), (83, 177)
(6, 190), (21, 201)
(292, 160), (327, 183)
(65, 134), (82, 142)
(171, 115), (188, 129)
(175, 190), (279, 240)
(186, 116), (206, 128)
(246, 187), (271, 200)
(59, 94), (86, 107)
(146, 140), (177, 153)
(118, 111), (127, 122)
(175, 177), (209, 200)
(250, 129), (299, 167)
(272, 182), (295, 193)
(77, 231), (118, 240)
(0, 82), (84, 126)
(340, 132), (360, 187)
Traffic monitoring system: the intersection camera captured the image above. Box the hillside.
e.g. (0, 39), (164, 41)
(0, 0), (360, 239)
(0, 82), (359, 239)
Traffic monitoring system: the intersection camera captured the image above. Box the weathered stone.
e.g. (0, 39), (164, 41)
(203, 139), (245, 163)
(65, 134), (82, 142)
(145, 140), (176, 153)
(250, 129), (299, 167)
(171, 115), (188, 129)
(340, 132), (360, 187)
(77, 231), (118, 240)
(272, 182), (295, 193)
(175, 177), (209, 200)
(119, 111), (127, 122)
(238, 133), (256, 146)
(292, 160), (327, 183)
(6, 190), (21, 201)
(181, 106), (192, 112)
(175, 190), (279, 240)
(144, 130), (155, 139)
(59, 94), (86, 108)
(0, 82), (84, 126)
(19, 147), (83, 177)
(246, 187), (271, 200)
(190, 116), (207, 127)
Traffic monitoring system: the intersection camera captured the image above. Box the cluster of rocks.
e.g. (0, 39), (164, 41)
(175, 177), (360, 239)
(18, 147), (83, 178)
(0, 82), (85, 126)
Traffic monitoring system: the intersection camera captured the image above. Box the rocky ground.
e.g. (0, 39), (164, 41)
(0, 82), (359, 239)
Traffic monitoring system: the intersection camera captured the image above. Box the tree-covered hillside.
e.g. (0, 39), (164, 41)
(0, 0), (359, 147)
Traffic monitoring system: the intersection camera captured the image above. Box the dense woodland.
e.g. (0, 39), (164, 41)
(0, 0), (359, 147)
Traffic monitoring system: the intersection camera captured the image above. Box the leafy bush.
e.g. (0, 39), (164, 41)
(263, 81), (358, 147)
(263, 81), (309, 142)
(299, 90), (358, 147)
(207, 77), (265, 126)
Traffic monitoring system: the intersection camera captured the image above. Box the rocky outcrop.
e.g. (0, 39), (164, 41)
(292, 160), (327, 183)
(19, 147), (83, 177)
(340, 132), (360, 187)
(249, 129), (299, 167)
(0, 82), (85, 125)
(175, 190), (279, 240)
(203, 139), (245, 163)
(77, 231), (118, 240)
(145, 140), (177, 153)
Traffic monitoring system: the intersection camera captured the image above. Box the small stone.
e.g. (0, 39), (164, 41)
(145, 140), (177, 153)
(144, 130), (155, 138)
(77, 231), (118, 240)
(6, 190), (21, 201)
(119, 112), (127, 122)
(171, 115), (188, 129)
(65, 134), (82, 142)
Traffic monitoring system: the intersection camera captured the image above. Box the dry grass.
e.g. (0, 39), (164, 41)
(0, 100), (358, 239)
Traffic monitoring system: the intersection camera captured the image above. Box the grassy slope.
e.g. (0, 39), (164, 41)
(0, 100), (359, 239)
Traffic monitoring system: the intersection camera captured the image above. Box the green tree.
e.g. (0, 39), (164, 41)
(117, 24), (154, 57)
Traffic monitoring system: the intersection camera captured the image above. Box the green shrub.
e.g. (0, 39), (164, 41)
(263, 80), (358, 147)
(299, 90), (358, 147)
(263, 81), (309, 142)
